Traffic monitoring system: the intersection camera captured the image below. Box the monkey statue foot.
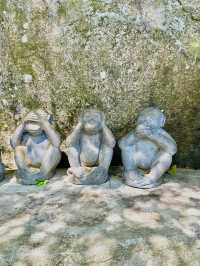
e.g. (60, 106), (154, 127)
(126, 177), (162, 189)
(0, 162), (5, 182)
(124, 170), (162, 189)
(67, 166), (108, 185)
(18, 168), (55, 185)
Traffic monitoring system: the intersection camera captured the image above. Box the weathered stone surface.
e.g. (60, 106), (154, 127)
(66, 109), (116, 185)
(119, 107), (177, 188)
(0, 168), (200, 265)
(0, 160), (5, 181)
(10, 109), (61, 185)
(1, 0), (200, 167)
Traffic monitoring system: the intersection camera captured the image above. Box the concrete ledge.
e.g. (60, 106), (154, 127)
(0, 168), (200, 265)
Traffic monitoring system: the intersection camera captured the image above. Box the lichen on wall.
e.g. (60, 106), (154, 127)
(1, 0), (200, 168)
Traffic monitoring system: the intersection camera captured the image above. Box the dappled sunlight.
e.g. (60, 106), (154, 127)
(1, 168), (200, 265)
(123, 209), (161, 229)
(149, 235), (170, 249)
(105, 212), (123, 224)
(29, 231), (48, 245)
(0, 225), (25, 244)
(83, 233), (117, 265)
(184, 208), (200, 216)
(18, 245), (50, 266)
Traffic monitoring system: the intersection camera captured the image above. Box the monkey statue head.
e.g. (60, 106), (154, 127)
(137, 107), (166, 129)
(24, 110), (53, 136)
(80, 109), (104, 135)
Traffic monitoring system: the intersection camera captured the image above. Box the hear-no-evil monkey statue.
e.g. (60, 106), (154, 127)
(10, 110), (61, 185)
(119, 107), (177, 189)
(66, 109), (116, 185)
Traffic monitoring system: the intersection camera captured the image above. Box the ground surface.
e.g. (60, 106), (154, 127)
(0, 168), (200, 266)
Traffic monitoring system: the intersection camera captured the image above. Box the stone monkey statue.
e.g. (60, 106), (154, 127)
(66, 109), (116, 185)
(119, 107), (177, 189)
(0, 154), (5, 182)
(10, 110), (61, 185)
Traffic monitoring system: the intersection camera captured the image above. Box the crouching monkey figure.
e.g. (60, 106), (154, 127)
(11, 110), (61, 185)
(119, 107), (177, 189)
(66, 110), (116, 185)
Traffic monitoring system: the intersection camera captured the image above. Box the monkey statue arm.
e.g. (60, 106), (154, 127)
(65, 122), (82, 167)
(136, 125), (177, 155)
(118, 131), (137, 149)
(10, 124), (25, 148)
(98, 126), (116, 170)
(37, 114), (60, 148)
(102, 125), (116, 148)
(154, 130), (177, 155)
(66, 122), (82, 148)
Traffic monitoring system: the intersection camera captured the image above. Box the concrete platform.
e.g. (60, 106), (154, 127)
(0, 168), (200, 266)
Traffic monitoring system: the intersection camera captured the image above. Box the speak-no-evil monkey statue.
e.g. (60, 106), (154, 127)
(119, 107), (177, 189)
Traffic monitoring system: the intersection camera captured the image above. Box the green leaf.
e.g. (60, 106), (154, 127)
(35, 179), (48, 187)
(168, 164), (177, 175)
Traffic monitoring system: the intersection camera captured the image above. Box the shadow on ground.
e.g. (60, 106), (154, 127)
(0, 168), (200, 266)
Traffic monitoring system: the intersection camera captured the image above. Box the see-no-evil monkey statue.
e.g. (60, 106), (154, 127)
(10, 110), (61, 185)
(66, 109), (116, 185)
(119, 107), (177, 189)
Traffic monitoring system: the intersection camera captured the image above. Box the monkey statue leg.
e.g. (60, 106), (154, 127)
(121, 145), (143, 187)
(66, 146), (86, 184)
(40, 145), (61, 179)
(14, 146), (39, 184)
(144, 151), (172, 187)
(15, 145), (61, 185)
(67, 145), (109, 185)
(15, 146), (28, 170)
(82, 166), (108, 185)
(15, 146), (42, 184)
(0, 161), (5, 182)
(68, 166), (107, 185)
(132, 151), (172, 189)
(74, 145), (114, 186)
(66, 146), (80, 168)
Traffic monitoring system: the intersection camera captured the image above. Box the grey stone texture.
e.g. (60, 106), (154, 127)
(0, 168), (200, 265)
(0, 160), (5, 181)
(10, 110), (61, 184)
(119, 107), (177, 188)
(66, 109), (115, 185)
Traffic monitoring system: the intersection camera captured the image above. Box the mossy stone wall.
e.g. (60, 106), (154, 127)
(1, 0), (200, 167)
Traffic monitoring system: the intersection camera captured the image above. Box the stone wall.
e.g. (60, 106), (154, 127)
(1, 0), (200, 168)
